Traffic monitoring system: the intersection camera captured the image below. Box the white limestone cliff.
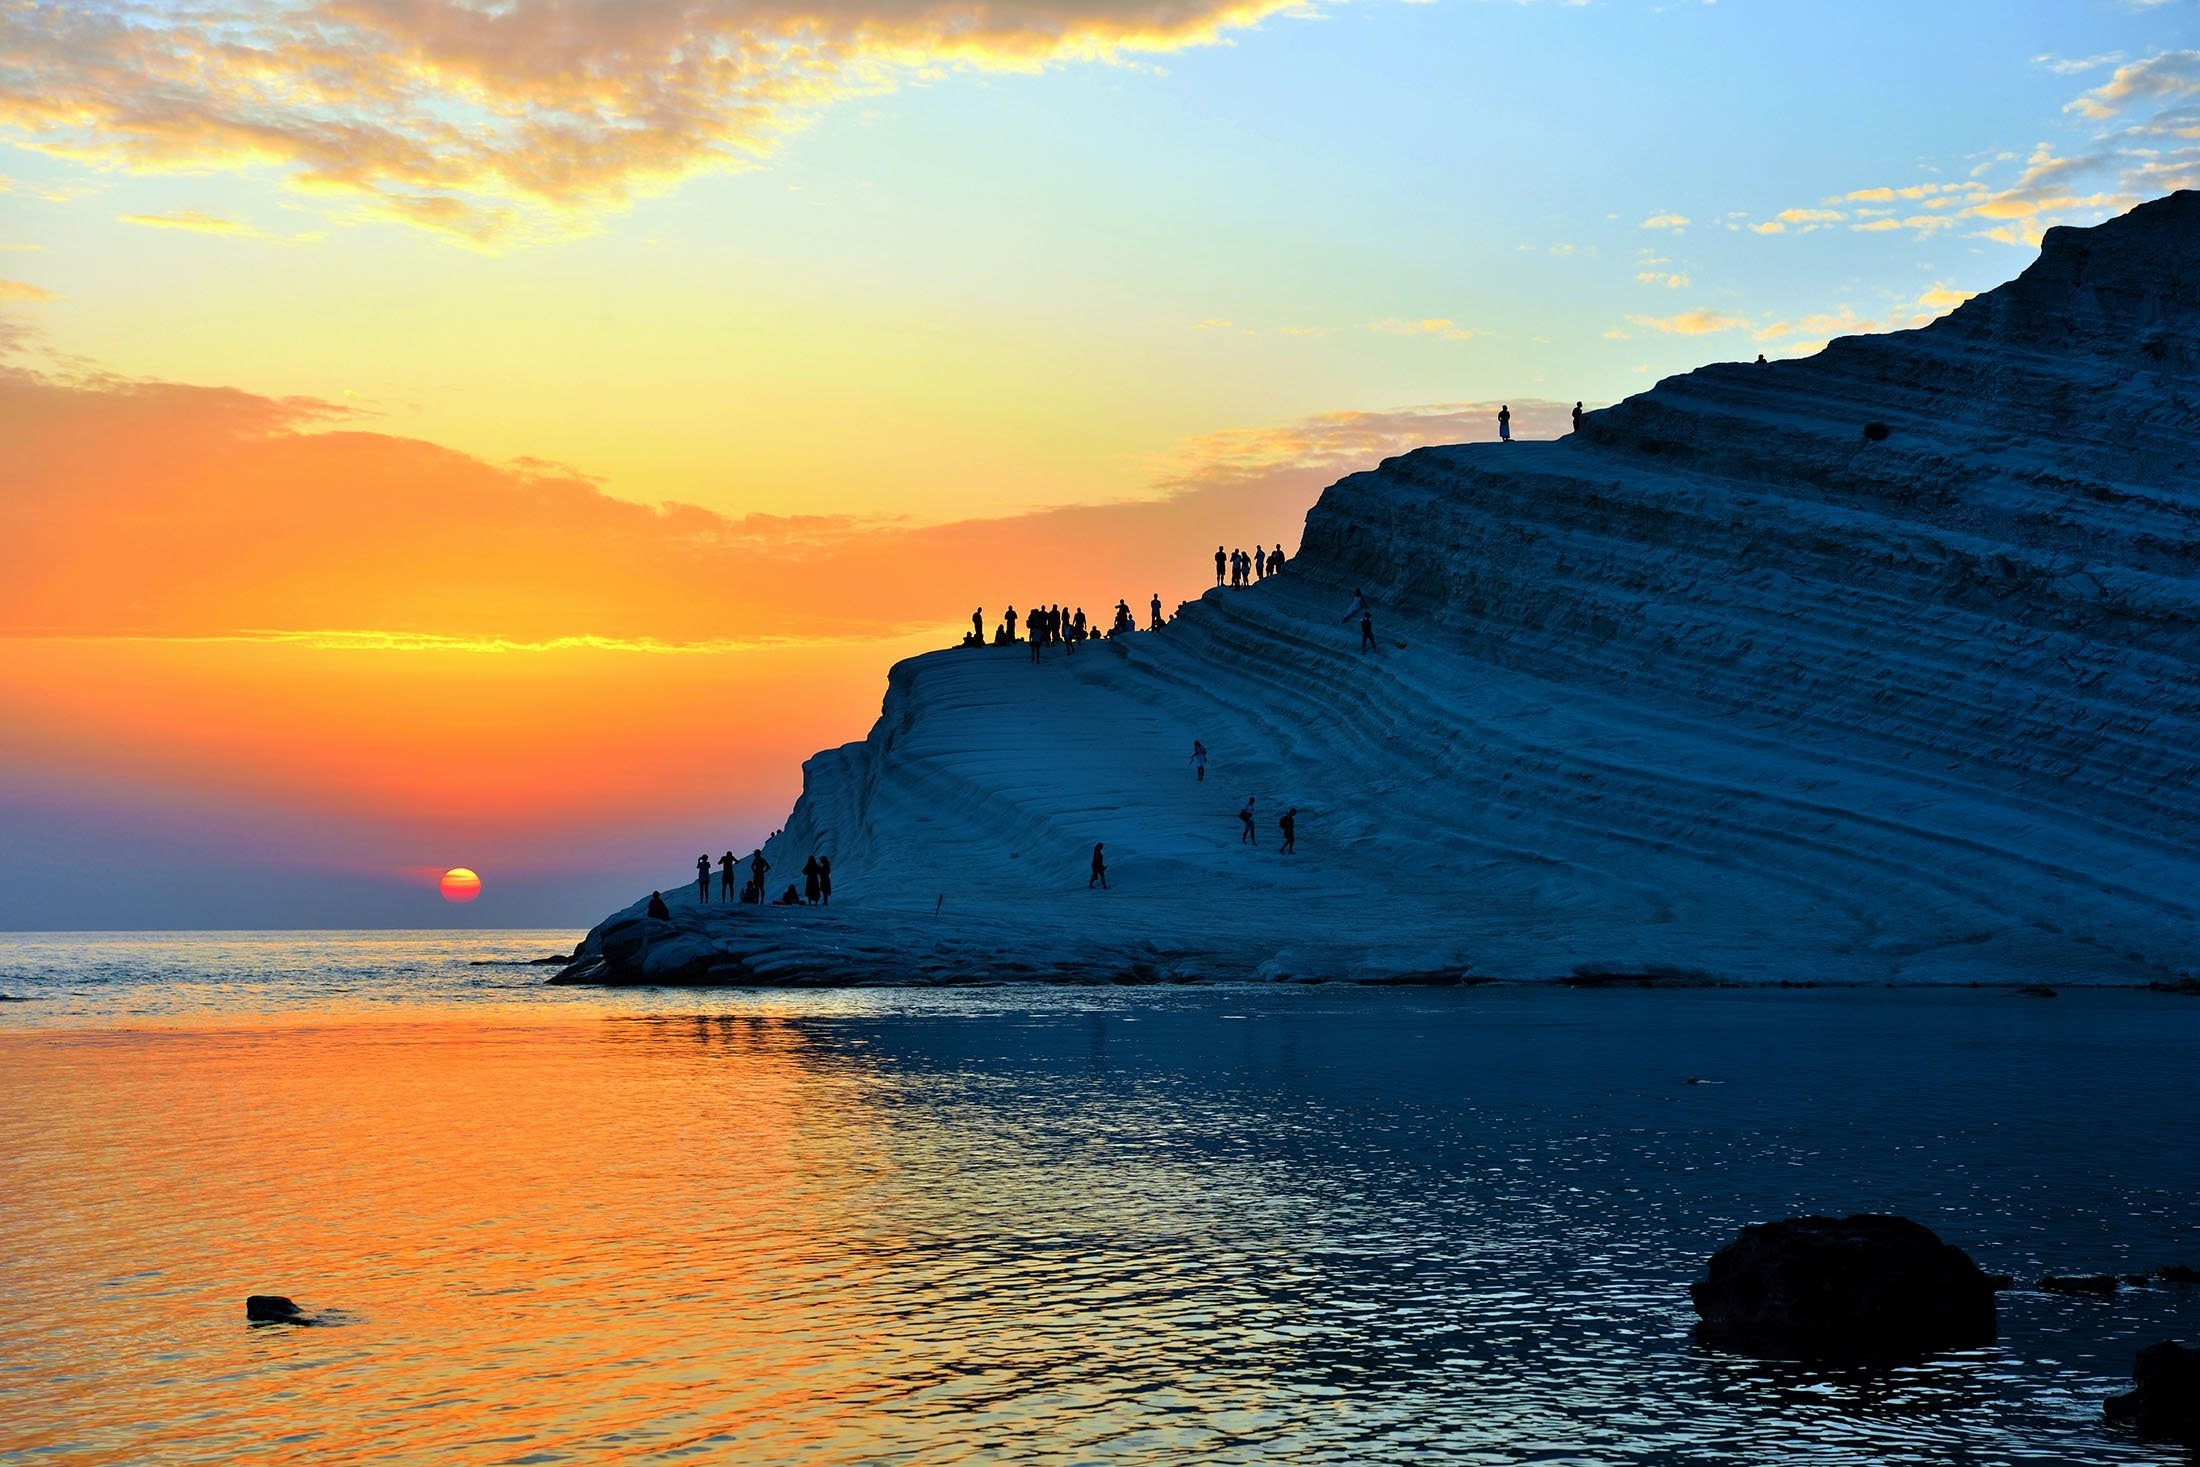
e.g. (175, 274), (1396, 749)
(563, 192), (2200, 987)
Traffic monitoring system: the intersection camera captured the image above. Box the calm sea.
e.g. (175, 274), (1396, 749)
(2, 931), (2197, 1465)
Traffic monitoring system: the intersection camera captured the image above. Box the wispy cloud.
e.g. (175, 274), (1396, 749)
(0, 0), (1312, 246)
(1640, 211), (1691, 231)
(0, 279), (54, 303)
(1626, 308), (1750, 335)
(1368, 316), (1480, 341)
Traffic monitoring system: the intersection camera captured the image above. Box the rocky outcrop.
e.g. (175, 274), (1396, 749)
(245, 1295), (308, 1324)
(1690, 1214), (1997, 1359)
(567, 193), (2200, 988)
(2105, 1340), (2200, 1446)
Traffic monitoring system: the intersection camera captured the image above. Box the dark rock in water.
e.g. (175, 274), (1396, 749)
(0, 993), (25, 1002)
(2040, 1273), (2120, 1297)
(1691, 1214), (1996, 1358)
(2157, 1265), (2200, 1285)
(1987, 1273), (2015, 1291)
(246, 1294), (306, 1324)
(2147, 979), (2200, 996)
(2105, 1340), (2200, 1446)
(2015, 984), (2058, 998)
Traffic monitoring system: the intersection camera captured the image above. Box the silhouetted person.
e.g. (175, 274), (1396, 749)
(697, 854), (711, 902)
(750, 849), (770, 896)
(1090, 842), (1108, 890)
(1756, 354), (1767, 364)
(775, 884), (803, 906)
(1191, 738), (1208, 782)
(1150, 593), (1162, 628)
(1572, 401), (1583, 433)
(1279, 808), (1296, 853)
(1006, 605), (1019, 641)
(1360, 609), (1377, 652)
(1498, 404), (1512, 442)
(1270, 544), (1285, 575)
(647, 890), (671, 920)
(1074, 607), (1086, 640)
(1255, 545), (1267, 580)
(1240, 796), (1257, 844)
(719, 850), (737, 902)
(1340, 588), (1367, 629)
(803, 855), (822, 905)
(1215, 545), (1227, 584)
(818, 856), (832, 905)
(972, 607), (983, 643)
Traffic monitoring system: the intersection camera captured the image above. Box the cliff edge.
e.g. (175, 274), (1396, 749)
(563, 192), (2200, 987)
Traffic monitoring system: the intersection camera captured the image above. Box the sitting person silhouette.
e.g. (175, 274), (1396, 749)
(646, 891), (671, 920)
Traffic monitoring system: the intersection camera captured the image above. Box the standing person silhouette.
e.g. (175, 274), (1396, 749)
(1279, 808), (1296, 854)
(818, 856), (833, 906)
(718, 850), (737, 902)
(1239, 796), (1258, 845)
(1006, 605), (1019, 641)
(1089, 842), (1108, 890)
(1498, 405), (1512, 442)
(1255, 545), (1267, 580)
(971, 607), (983, 643)
(1215, 545), (1227, 585)
(1571, 401), (1583, 433)
(749, 849), (770, 901)
(1150, 593), (1162, 629)
(802, 856), (821, 905)
(1270, 543), (1286, 575)
(696, 854), (711, 902)
(1190, 739), (1208, 782)
(1360, 608), (1377, 653)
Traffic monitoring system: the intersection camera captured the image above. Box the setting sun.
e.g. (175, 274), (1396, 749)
(438, 868), (482, 903)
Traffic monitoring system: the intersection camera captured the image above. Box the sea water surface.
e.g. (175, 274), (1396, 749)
(3, 932), (2198, 1465)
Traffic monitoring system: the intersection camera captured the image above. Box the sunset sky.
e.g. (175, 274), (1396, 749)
(3, 0), (2196, 928)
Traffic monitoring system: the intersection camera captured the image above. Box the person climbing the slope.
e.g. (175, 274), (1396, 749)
(803, 855), (822, 905)
(818, 856), (832, 906)
(1190, 739), (1208, 782)
(1090, 842), (1108, 890)
(1497, 405), (1512, 442)
(1279, 808), (1296, 854)
(1215, 545), (1227, 585)
(1360, 607), (1377, 653)
(696, 854), (711, 902)
(1239, 796), (1258, 845)
(719, 850), (737, 902)
(1340, 587), (1367, 629)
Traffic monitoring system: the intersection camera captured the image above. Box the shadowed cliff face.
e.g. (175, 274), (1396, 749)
(578, 194), (2200, 987)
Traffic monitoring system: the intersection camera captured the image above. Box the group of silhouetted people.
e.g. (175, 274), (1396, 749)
(1216, 543), (1286, 587)
(666, 847), (835, 909)
(961, 599), (1176, 656)
(1232, 793), (1299, 854)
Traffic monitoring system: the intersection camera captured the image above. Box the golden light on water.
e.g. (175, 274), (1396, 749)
(438, 867), (482, 903)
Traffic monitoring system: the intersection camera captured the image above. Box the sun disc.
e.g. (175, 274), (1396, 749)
(439, 867), (482, 903)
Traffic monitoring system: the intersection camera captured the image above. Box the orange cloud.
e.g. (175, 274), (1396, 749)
(0, 0), (1309, 244)
(1625, 308), (1750, 336)
(0, 278), (54, 303)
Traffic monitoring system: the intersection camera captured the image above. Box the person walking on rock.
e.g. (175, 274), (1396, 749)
(719, 850), (737, 902)
(1191, 739), (1208, 782)
(1090, 842), (1108, 890)
(818, 856), (833, 906)
(1239, 796), (1258, 845)
(1215, 545), (1227, 585)
(696, 854), (711, 903)
(1279, 808), (1297, 854)
(1498, 405), (1512, 442)
(1360, 607), (1377, 653)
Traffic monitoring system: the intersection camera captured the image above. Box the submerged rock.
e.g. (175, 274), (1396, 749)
(246, 1295), (307, 1324)
(2105, 1340), (2200, 1446)
(1691, 1214), (1996, 1358)
(2158, 1265), (2200, 1285)
(2040, 1273), (2120, 1298)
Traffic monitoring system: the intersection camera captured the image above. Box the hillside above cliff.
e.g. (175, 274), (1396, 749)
(565, 192), (2200, 988)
